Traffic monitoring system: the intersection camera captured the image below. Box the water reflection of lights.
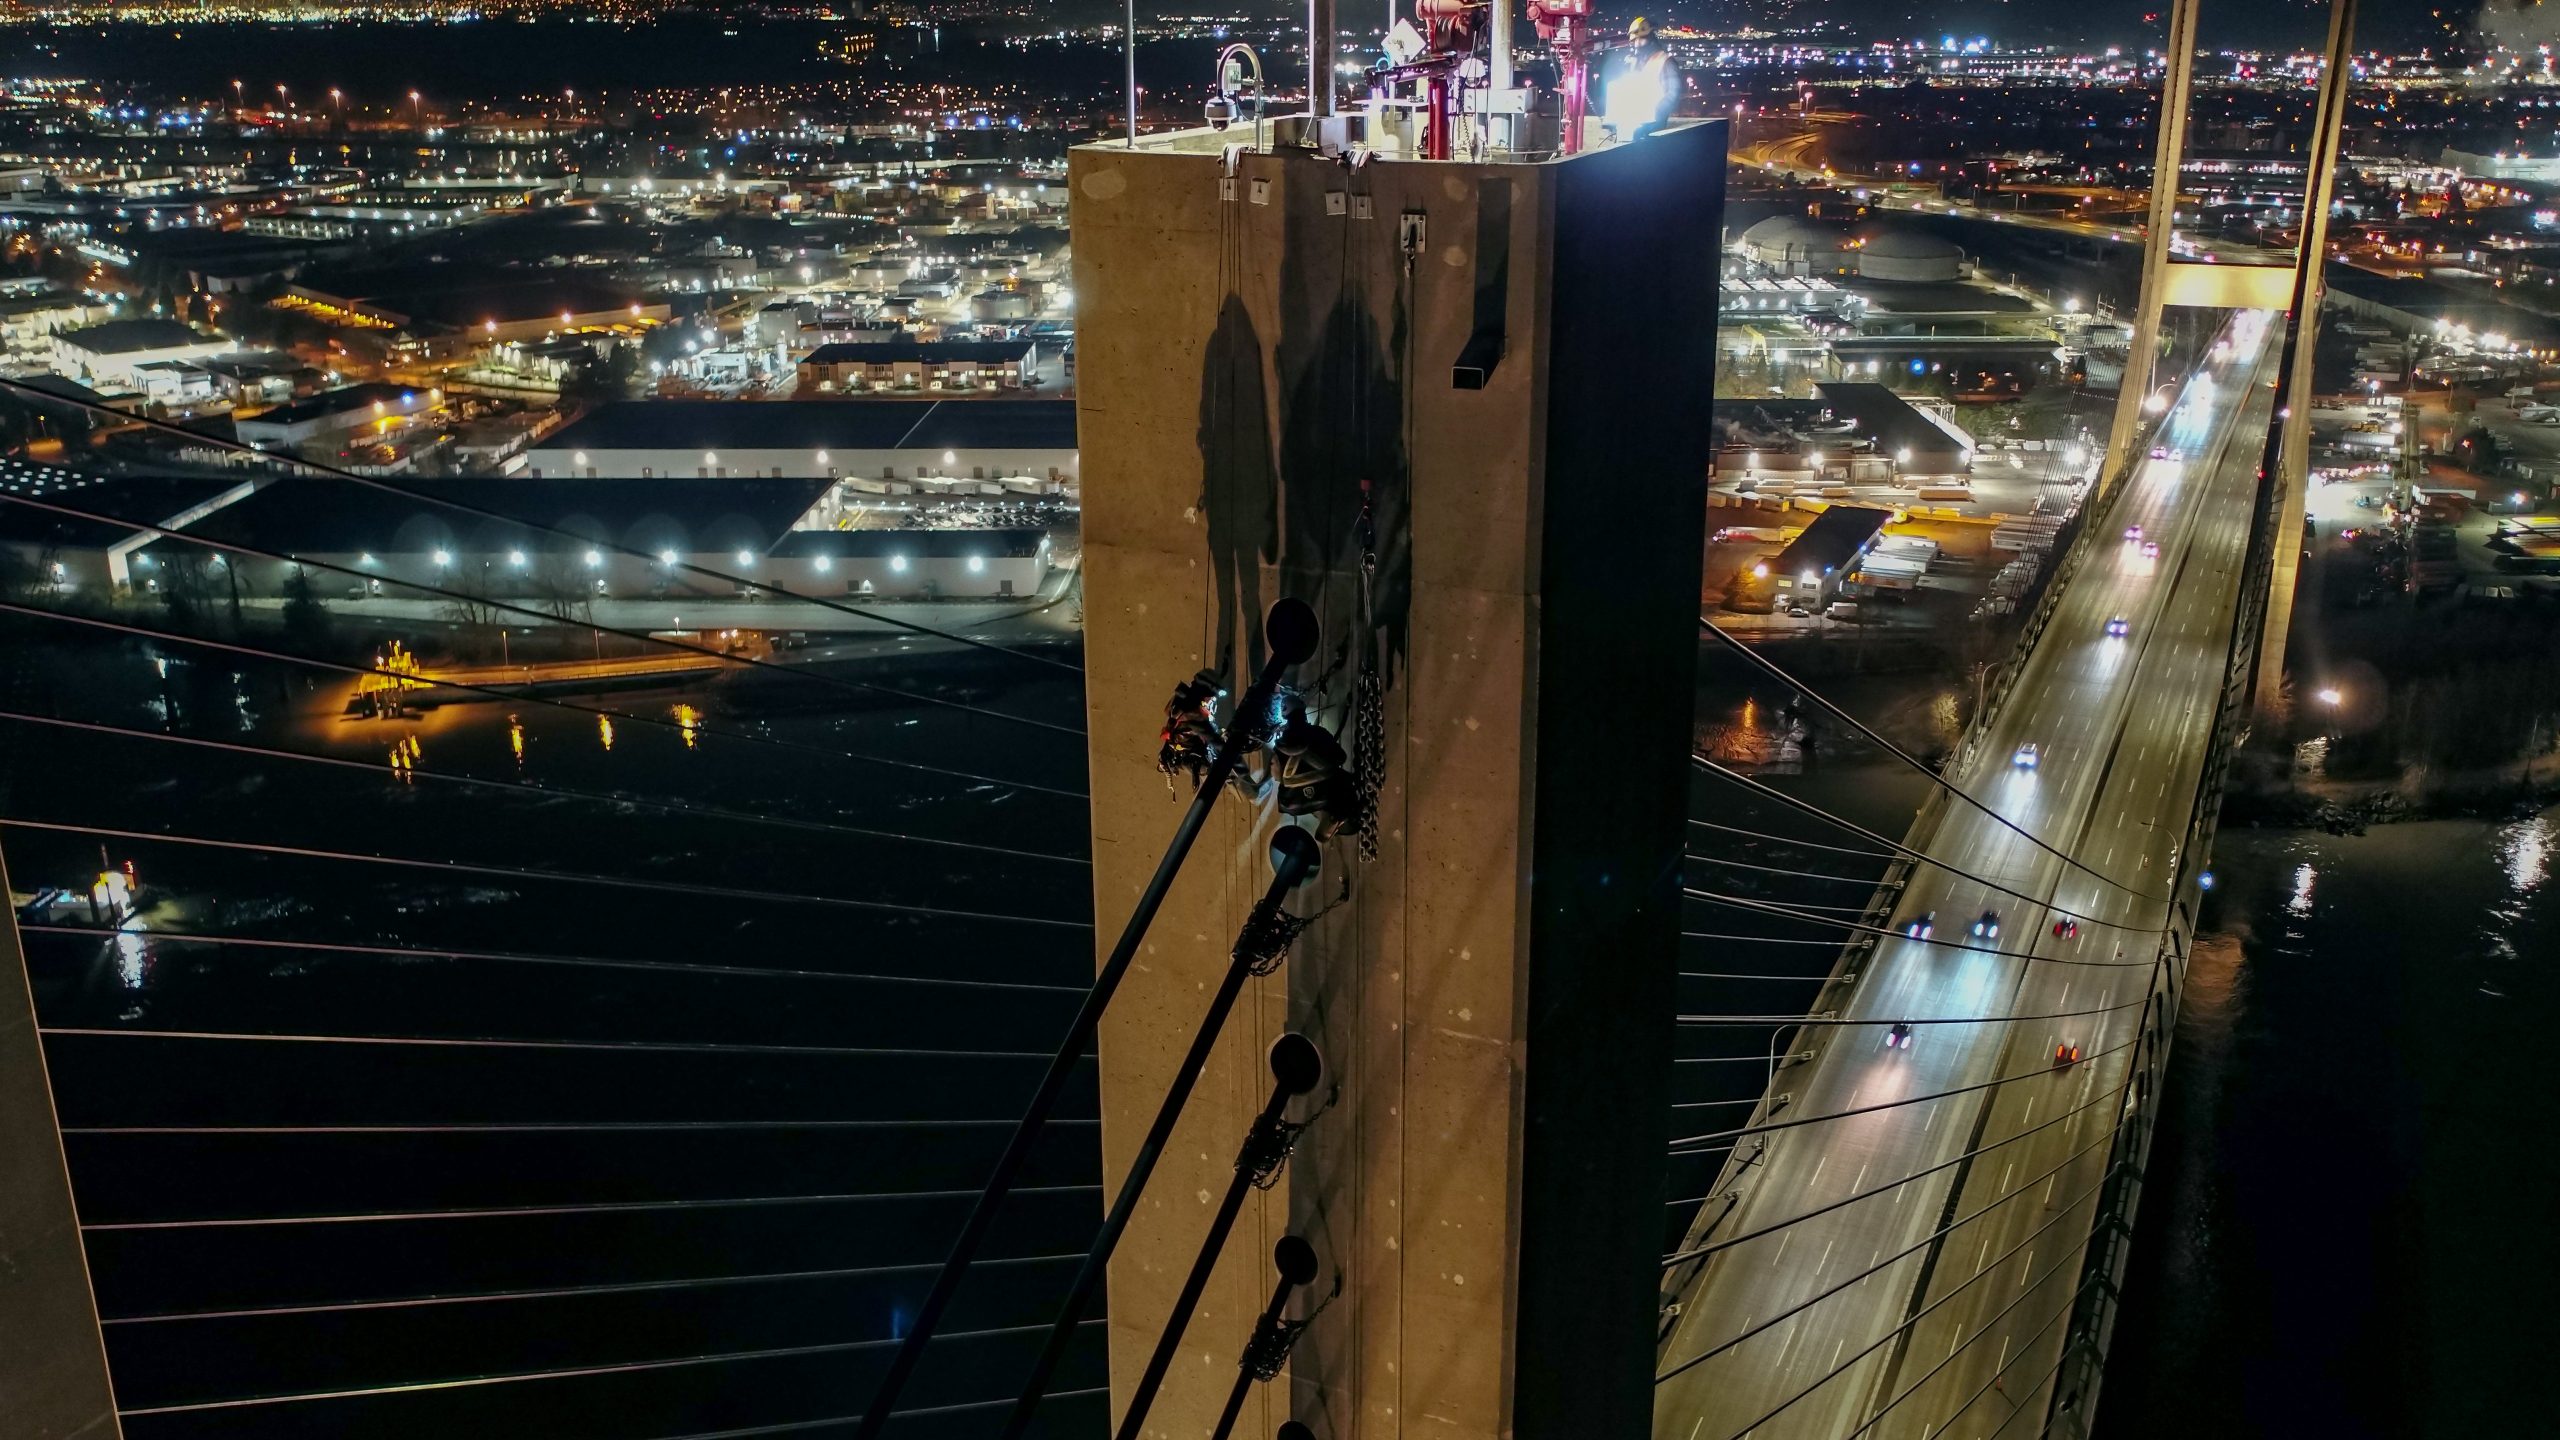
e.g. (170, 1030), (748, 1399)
(2499, 816), (2549, 892)
(387, 733), (420, 783)
(673, 704), (703, 749)
(598, 714), (616, 752)
(2287, 861), (2316, 916)
(114, 923), (149, 991)
(508, 714), (526, 767)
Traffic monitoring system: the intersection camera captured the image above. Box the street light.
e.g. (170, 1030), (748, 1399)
(2317, 687), (2342, 707)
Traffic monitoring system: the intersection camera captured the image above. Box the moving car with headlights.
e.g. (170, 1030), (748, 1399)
(2051, 917), (2080, 939)
(2142, 540), (2161, 559)
(1972, 910), (2001, 939)
(2105, 615), (2130, 638)
(1905, 911), (1936, 940)
(2012, 742), (2040, 770)
(2124, 524), (2143, 541)
(1886, 1022), (1913, 1050)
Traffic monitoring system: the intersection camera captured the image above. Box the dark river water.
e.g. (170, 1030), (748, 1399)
(2094, 814), (2560, 1440)
(2, 623), (1107, 1439)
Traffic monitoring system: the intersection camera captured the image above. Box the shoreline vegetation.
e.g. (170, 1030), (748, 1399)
(2223, 748), (2560, 832)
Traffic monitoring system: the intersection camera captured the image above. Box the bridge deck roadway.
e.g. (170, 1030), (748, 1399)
(1657, 311), (2281, 1440)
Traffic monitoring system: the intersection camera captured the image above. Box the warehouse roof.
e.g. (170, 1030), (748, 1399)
(1772, 504), (1891, 579)
(57, 319), (220, 355)
(165, 475), (831, 557)
(539, 400), (1076, 454)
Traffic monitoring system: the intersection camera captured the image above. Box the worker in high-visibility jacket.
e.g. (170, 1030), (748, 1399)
(1602, 16), (1678, 141)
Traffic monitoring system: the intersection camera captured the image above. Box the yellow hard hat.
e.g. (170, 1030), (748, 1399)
(1628, 15), (1653, 38)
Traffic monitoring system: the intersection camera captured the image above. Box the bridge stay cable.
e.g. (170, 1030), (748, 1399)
(1655, 1135), (2119, 1386)
(1686, 889), (2162, 969)
(1666, 1032), (2138, 1154)
(0, 708), (1083, 867)
(0, 816), (1090, 930)
(108, 1320), (1102, 1419)
(1662, 1085), (2121, 1266)
(1697, 618), (2171, 904)
(0, 599), (1088, 802)
(1688, 817), (1898, 860)
(21, 925), (1088, 995)
(1689, 754), (2156, 935)
(98, 1252), (1087, 1327)
(1710, 1228), (2103, 1440)
(1838, 1270), (2102, 1440)
(1683, 851), (1882, 884)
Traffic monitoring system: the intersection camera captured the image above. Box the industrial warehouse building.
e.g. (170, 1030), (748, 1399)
(521, 399), (1078, 487)
(1722, 503), (1891, 613)
(1, 463), (1055, 605)
(49, 318), (232, 389)
(235, 382), (439, 451)
(796, 337), (1040, 393)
